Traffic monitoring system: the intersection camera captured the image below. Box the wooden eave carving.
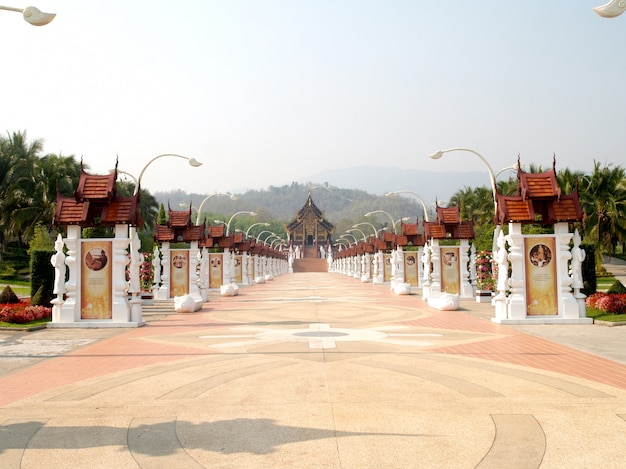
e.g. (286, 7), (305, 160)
(74, 169), (116, 202)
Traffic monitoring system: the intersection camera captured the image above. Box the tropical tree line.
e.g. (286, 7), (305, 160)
(0, 131), (161, 264)
(450, 162), (626, 259)
(2, 130), (625, 275)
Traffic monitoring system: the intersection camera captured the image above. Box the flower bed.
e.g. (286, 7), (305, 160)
(0, 299), (52, 324)
(475, 250), (496, 291)
(586, 293), (626, 315)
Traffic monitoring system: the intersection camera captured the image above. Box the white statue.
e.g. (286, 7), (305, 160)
(152, 245), (161, 287)
(51, 234), (66, 295)
(495, 231), (508, 297)
(129, 232), (142, 294)
(422, 243), (431, 285)
(469, 243), (477, 286)
(571, 229), (586, 289)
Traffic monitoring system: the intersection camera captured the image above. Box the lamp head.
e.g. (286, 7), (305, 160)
(429, 151), (444, 160)
(365, 212), (372, 217)
(23, 6), (56, 26)
(188, 158), (203, 167)
(384, 192), (395, 197)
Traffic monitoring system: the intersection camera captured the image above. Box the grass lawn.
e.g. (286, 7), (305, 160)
(586, 307), (626, 323)
(0, 280), (30, 297)
(0, 318), (50, 329)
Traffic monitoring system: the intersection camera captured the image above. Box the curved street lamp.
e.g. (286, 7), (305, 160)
(255, 231), (275, 243)
(429, 148), (497, 212)
(133, 154), (202, 196)
(394, 217), (410, 233)
(347, 228), (367, 242)
(196, 193), (237, 225)
(225, 211), (256, 235)
(594, 0), (626, 17)
(334, 240), (350, 249)
(353, 222), (387, 238)
(0, 5), (55, 25)
(339, 234), (358, 245)
(429, 148), (517, 252)
(270, 238), (284, 249)
(384, 191), (431, 222)
(263, 234), (280, 245)
(245, 222), (270, 239)
(365, 210), (397, 234)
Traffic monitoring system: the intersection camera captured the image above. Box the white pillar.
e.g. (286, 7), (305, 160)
(59, 225), (80, 322)
(157, 242), (170, 300)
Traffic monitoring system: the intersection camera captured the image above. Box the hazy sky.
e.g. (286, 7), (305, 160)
(3, 1), (625, 195)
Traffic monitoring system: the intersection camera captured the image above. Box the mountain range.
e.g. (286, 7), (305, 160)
(296, 165), (491, 203)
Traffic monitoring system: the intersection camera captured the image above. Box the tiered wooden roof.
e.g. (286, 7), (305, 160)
(54, 162), (140, 227)
(424, 204), (475, 240)
(154, 204), (206, 243)
(285, 193), (334, 233)
(400, 220), (425, 246)
(494, 158), (582, 225)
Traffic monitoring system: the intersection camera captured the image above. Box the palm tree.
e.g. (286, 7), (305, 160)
(450, 185), (494, 227)
(13, 154), (82, 237)
(0, 131), (44, 255)
(579, 162), (626, 259)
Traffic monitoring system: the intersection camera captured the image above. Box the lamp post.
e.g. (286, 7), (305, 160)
(339, 234), (358, 245)
(0, 5), (55, 25)
(385, 191), (431, 222)
(270, 238), (284, 249)
(263, 234), (280, 245)
(196, 193), (237, 225)
(395, 217), (410, 233)
(429, 148), (497, 212)
(255, 231), (275, 243)
(353, 222), (387, 238)
(593, 0), (626, 17)
(347, 228), (367, 242)
(353, 222), (377, 238)
(365, 210), (397, 234)
(133, 154), (202, 196)
(429, 148), (516, 252)
(245, 222), (270, 239)
(224, 211), (256, 236)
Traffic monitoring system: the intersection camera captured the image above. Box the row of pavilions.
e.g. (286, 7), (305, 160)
(47, 157), (590, 327)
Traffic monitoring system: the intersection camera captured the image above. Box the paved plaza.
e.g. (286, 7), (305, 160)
(2, 272), (626, 468)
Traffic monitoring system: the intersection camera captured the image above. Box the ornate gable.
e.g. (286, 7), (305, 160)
(54, 161), (140, 227)
(495, 157), (582, 225)
(424, 204), (474, 240)
(154, 204), (205, 243)
(286, 193), (334, 248)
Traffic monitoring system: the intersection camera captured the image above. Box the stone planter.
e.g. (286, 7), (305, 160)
(141, 293), (154, 306)
(476, 290), (493, 303)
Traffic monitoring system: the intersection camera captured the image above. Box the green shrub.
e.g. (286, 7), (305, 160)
(607, 280), (626, 294)
(581, 244), (596, 296)
(0, 263), (17, 279)
(0, 285), (20, 304)
(30, 250), (55, 307)
(31, 284), (53, 307)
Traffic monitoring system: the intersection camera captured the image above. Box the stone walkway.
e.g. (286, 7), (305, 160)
(2, 273), (626, 468)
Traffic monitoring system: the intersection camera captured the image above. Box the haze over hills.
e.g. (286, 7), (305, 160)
(154, 166), (496, 230)
(297, 166), (491, 203)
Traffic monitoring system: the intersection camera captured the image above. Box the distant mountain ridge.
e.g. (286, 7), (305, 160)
(297, 165), (490, 202)
(154, 166), (495, 229)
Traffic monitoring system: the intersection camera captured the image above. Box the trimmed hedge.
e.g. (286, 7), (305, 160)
(581, 244), (596, 296)
(30, 250), (55, 307)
